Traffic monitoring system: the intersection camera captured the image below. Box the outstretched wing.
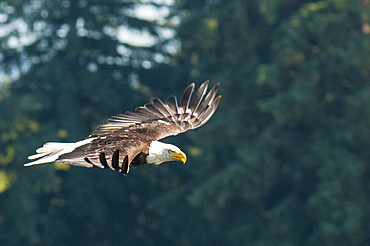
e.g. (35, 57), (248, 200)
(90, 80), (222, 141)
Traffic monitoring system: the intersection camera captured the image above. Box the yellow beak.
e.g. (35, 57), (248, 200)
(170, 151), (187, 163)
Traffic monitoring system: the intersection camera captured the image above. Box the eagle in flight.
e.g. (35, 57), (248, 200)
(25, 81), (221, 175)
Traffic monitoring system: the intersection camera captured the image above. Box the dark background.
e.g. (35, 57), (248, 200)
(1, 0), (370, 245)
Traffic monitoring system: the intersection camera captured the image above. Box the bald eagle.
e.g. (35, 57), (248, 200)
(25, 81), (221, 175)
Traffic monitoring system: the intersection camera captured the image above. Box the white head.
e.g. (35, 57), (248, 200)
(146, 141), (187, 165)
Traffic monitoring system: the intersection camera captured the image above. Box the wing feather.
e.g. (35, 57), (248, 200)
(99, 152), (109, 168)
(135, 106), (160, 118)
(112, 150), (119, 170)
(121, 156), (129, 174)
(144, 103), (168, 118)
(151, 98), (172, 118)
(166, 95), (179, 114)
(179, 83), (195, 114)
(125, 110), (157, 120)
(189, 80), (209, 114)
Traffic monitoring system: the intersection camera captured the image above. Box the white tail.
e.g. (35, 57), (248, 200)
(24, 138), (95, 166)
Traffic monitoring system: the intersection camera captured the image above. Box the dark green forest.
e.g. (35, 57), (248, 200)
(1, 0), (370, 245)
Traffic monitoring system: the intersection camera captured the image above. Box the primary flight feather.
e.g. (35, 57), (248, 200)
(25, 81), (222, 175)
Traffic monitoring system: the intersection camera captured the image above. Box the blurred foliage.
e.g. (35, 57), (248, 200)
(1, 0), (370, 245)
(152, 0), (370, 245)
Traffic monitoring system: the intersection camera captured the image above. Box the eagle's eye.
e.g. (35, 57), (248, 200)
(168, 149), (176, 155)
